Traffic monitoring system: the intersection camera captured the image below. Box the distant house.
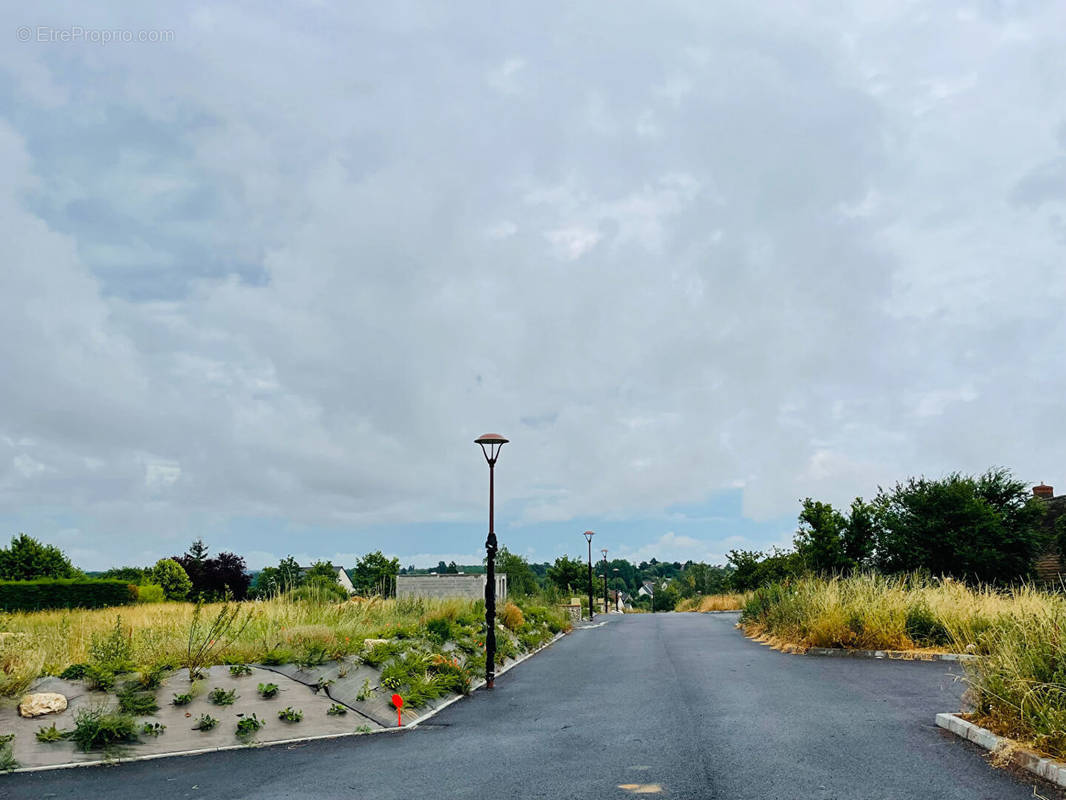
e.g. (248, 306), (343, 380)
(1033, 484), (1066, 585)
(396, 572), (507, 600)
(637, 580), (655, 598)
(299, 564), (356, 594)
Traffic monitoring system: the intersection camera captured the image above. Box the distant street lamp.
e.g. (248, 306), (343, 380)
(601, 548), (609, 615)
(583, 531), (595, 621)
(612, 567), (620, 612)
(475, 433), (508, 689)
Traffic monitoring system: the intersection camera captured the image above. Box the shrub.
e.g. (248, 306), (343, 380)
(135, 664), (170, 690)
(135, 584), (166, 604)
(68, 706), (138, 751)
(235, 714), (264, 741)
(193, 714), (218, 731)
(89, 616), (134, 672)
(425, 616), (453, 644)
(277, 707), (302, 722)
(183, 602), (254, 681)
(229, 664), (252, 677)
(499, 602), (524, 632)
(258, 682), (279, 699)
(296, 641), (330, 669)
(0, 579), (136, 611)
(84, 664), (117, 692)
(904, 602), (951, 646)
(0, 733), (15, 771)
(59, 663), (88, 680)
(151, 558), (192, 601)
(172, 693), (192, 706)
(208, 687), (237, 705)
(117, 685), (159, 715)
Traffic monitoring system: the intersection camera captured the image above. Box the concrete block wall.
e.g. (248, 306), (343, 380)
(396, 573), (508, 601)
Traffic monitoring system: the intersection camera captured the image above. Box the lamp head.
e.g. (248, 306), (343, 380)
(583, 530), (595, 543)
(475, 433), (508, 465)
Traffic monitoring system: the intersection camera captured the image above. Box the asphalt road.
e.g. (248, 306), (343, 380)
(4, 613), (1057, 799)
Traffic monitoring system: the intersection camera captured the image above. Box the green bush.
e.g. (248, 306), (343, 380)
(135, 583), (166, 604)
(151, 558), (192, 601)
(208, 687), (238, 705)
(0, 579), (136, 611)
(68, 706), (137, 751)
(425, 616), (453, 644)
(0, 734), (15, 771)
(36, 723), (66, 743)
(904, 602), (951, 646)
(257, 682), (279, 699)
(236, 714), (264, 741)
(117, 685), (159, 715)
(277, 707), (302, 722)
(193, 714), (218, 731)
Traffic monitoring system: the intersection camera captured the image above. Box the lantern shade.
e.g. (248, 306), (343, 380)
(475, 433), (509, 445)
(583, 530), (595, 542)
(475, 433), (508, 464)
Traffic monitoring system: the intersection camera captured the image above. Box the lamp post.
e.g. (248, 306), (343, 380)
(601, 548), (609, 615)
(475, 433), (508, 689)
(612, 567), (620, 611)
(583, 531), (595, 621)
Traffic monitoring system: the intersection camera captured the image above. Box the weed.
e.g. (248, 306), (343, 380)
(380, 675), (401, 690)
(296, 641), (330, 669)
(327, 703), (347, 716)
(117, 685), (159, 715)
(59, 663), (88, 680)
(183, 602), (254, 682)
(312, 677), (333, 694)
(0, 734), (16, 771)
(68, 706), (137, 752)
(277, 707), (302, 722)
(235, 714), (264, 741)
(141, 722), (166, 737)
(208, 687), (238, 705)
(355, 679), (372, 701)
(229, 664), (252, 677)
(172, 692), (192, 706)
(355, 725), (371, 734)
(257, 682), (279, 699)
(499, 602), (524, 632)
(425, 616), (453, 644)
(136, 664), (169, 690)
(84, 664), (116, 692)
(89, 616), (134, 673)
(36, 723), (67, 743)
(193, 714), (218, 731)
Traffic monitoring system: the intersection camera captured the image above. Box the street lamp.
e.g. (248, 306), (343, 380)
(612, 567), (620, 612)
(583, 531), (595, 621)
(475, 433), (508, 689)
(601, 548), (608, 615)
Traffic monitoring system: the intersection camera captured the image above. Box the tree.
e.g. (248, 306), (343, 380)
(546, 555), (587, 595)
(151, 558), (192, 600)
(172, 541), (251, 600)
(350, 551), (400, 596)
(794, 498), (848, 574)
(305, 561), (339, 585)
(100, 566), (151, 583)
(726, 548), (803, 591)
(843, 497), (876, 570)
(0, 534), (77, 580)
(496, 547), (539, 596)
(872, 468), (1047, 583)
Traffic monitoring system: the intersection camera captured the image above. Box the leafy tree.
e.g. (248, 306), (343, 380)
(305, 561), (339, 585)
(794, 499), (848, 574)
(843, 497), (876, 570)
(276, 556), (303, 591)
(171, 541), (251, 601)
(435, 561), (448, 573)
(675, 562), (733, 598)
(496, 547), (539, 596)
(651, 580), (680, 611)
(546, 555), (588, 595)
(350, 551), (400, 596)
(100, 566), (151, 583)
(0, 534), (77, 580)
(726, 548), (803, 591)
(445, 561), (460, 574)
(872, 468), (1047, 583)
(151, 558), (192, 600)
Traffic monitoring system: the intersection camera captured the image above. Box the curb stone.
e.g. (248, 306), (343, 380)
(935, 712), (1066, 788)
(805, 647), (977, 662)
(4, 631), (568, 774)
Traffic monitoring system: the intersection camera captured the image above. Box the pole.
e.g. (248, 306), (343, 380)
(485, 460), (497, 688)
(586, 537), (594, 622)
(603, 559), (608, 614)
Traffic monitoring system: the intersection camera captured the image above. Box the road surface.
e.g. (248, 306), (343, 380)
(4, 612), (1056, 799)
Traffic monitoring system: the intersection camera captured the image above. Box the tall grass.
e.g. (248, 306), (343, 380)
(676, 593), (752, 612)
(740, 573), (1066, 760)
(0, 591), (569, 697)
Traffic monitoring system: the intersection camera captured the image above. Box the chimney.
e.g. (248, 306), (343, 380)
(1034, 483), (1054, 499)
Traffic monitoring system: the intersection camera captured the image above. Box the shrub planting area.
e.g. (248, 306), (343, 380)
(739, 573), (1066, 761)
(0, 594), (570, 770)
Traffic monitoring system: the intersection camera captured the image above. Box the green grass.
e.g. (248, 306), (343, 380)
(68, 706), (138, 752)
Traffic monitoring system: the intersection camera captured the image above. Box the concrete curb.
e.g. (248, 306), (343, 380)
(805, 647), (977, 662)
(935, 712), (1066, 788)
(4, 630), (568, 775)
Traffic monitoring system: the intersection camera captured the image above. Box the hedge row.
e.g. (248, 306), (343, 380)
(0, 579), (137, 611)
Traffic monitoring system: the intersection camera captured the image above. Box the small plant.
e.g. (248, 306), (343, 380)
(235, 714), (264, 741)
(36, 723), (67, 743)
(68, 706), (137, 752)
(88, 616), (134, 673)
(356, 679), (373, 701)
(0, 733), (16, 772)
(136, 664), (170, 690)
(277, 707), (303, 723)
(312, 677), (333, 694)
(229, 664), (253, 677)
(84, 664), (116, 692)
(183, 602), (254, 682)
(327, 703), (347, 716)
(381, 675), (401, 690)
(296, 641), (330, 669)
(141, 722), (166, 737)
(355, 725), (372, 734)
(258, 682), (279, 699)
(59, 663), (89, 680)
(193, 714), (218, 731)
(118, 685), (159, 715)
(208, 687), (238, 706)
(172, 692), (193, 706)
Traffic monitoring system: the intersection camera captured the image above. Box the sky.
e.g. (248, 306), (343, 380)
(2, 2), (1066, 572)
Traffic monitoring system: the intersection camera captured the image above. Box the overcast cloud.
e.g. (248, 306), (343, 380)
(2, 2), (1065, 570)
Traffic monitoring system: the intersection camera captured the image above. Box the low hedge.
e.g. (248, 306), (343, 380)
(0, 579), (137, 611)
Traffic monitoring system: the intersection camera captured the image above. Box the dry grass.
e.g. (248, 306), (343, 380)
(676, 593), (752, 612)
(0, 592), (542, 697)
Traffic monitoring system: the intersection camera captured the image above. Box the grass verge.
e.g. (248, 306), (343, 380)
(676, 593), (752, 612)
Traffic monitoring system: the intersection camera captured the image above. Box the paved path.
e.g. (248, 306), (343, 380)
(4, 613), (1057, 799)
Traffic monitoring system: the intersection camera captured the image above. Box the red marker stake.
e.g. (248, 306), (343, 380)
(392, 693), (403, 727)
